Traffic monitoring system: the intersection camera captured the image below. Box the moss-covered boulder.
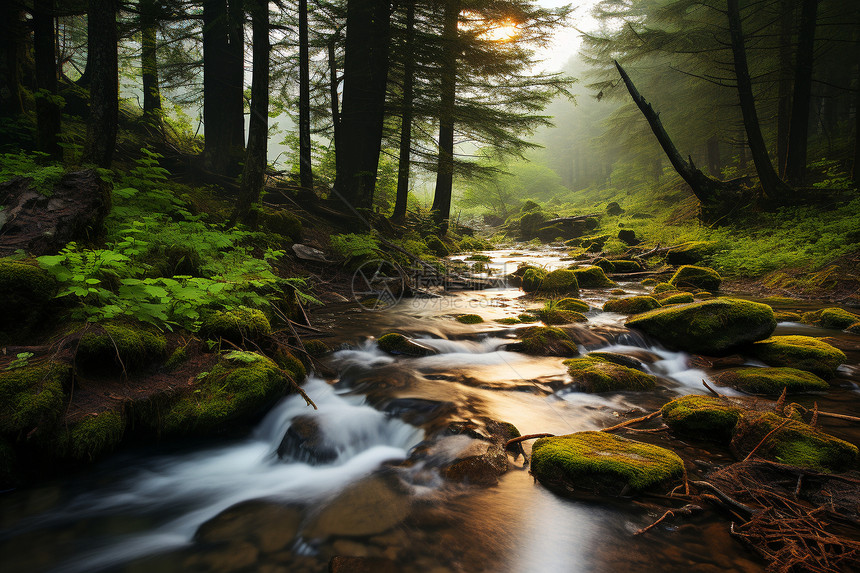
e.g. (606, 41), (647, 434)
(609, 259), (643, 273)
(377, 333), (434, 356)
(456, 314), (484, 324)
(0, 362), (69, 437)
(652, 282), (676, 294)
(659, 292), (695, 306)
(495, 317), (521, 325)
(538, 269), (579, 295)
(774, 311), (801, 322)
(303, 339), (331, 357)
(531, 432), (684, 495)
(563, 355), (656, 393)
(521, 268), (547, 292)
(669, 265), (721, 291)
(164, 352), (292, 434)
(713, 367), (828, 395)
(77, 323), (167, 372)
(749, 335), (846, 379)
(264, 210), (302, 241)
(556, 298), (589, 312)
(666, 241), (717, 266)
(199, 306), (272, 343)
(0, 259), (58, 343)
(570, 265), (616, 288)
(848, 322), (860, 334)
(274, 349), (307, 381)
(626, 298), (776, 356)
(603, 296), (660, 314)
(800, 307), (860, 330)
(510, 326), (579, 357)
(730, 412), (858, 472)
(519, 211), (549, 239)
(58, 411), (125, 461)
(425, 235), (450, 257)
(661, 395), (742, 441)
(585, 352), (644, 371)
(693, 291), (714, 300)
(538, 308), (587, 325)
(641, 278), (659, 287)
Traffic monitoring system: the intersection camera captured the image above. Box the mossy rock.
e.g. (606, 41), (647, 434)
(641, 278), (659, 287)
(659, 292), (694, 306)
(593, 258), (614, 272)
(607, 259), (642, 273)
(511, 326), (578, 357)
(274, 349), (307, 381)
(199, 306), (272, 343)
(0, 259), (58, 343)
(465, 254), (491, 262)
(585, 352), (644, 371)
(164, 346), (188, 370)
(495, 317), (521, 325)
(669, 265), (721, 291)
(694, 291), (714, 300)
(661, 395), (742, 441)
(164, 353), (291, 434)
(571, 265), (615, 288)
(0, 362), (69, 437)
(847, 321), (860, 334)
(303, 339), (331, 357)
(456, 314), (484, 324)
(425, 235), (450, 257)
(666, 241), (717, 266)
(458, 236), (493, 251)
(652, 282), (677, 294)
(713, 367), (828, 396)
(774, 311), (801, 323)
(539, 269), (580, 295)
(800, 308), (860, 330)
(626, 298), (776, 356)
(603, 296), (660, 314)
(556, 298), (589, 312)
(730, 412), (858, 472)
(531, 432), (684, 495)
(58, 411), (125, 461)
(577, 235), (610, 252)
(520, 200), (541, 213)
(538, 309), (587, 325)
(563, 356), (656, 393)
(519, 211), (549, 239)
(264, 210), (302, 241)
(521, 268), (547, 292)
(517, 313), (539, 323)
(377, 333), (434, 356)
(749, 335), (846, 379)
(77, 323), (167, 372)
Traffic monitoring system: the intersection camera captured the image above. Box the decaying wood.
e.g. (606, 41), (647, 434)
(544, 214), (601, 225)
(691, 480), (757, 518)
(635, 504), (700, 536)
(505, 433), (555, 450)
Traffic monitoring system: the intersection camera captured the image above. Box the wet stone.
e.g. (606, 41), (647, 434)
(329, 556), (398, 573)
(277, 415), (338, 464)
(304, 476), (411, 538)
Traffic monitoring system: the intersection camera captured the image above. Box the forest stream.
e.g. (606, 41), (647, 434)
(1, 248), (859, 573)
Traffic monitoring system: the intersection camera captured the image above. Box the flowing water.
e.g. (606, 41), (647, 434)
(2, 249), (859, 573)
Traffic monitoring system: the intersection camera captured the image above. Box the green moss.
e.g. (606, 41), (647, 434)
(77, 323), (167, 371)
(669, 265), (721, 291)
(456, 314), (484, 324)
(274, 349), (307, 381)
(164, 353), (290, 434)
(148, 244), (202, 277)
(556, 298), (589, 312)
(0, 362), (69, 436)
(563, 356), (656, 393)
(626, 298), (776, 356)
(652, 282), (676, 293)
(199, 306), (271, 343)
(538, 309), (587, 325)
(666, 241), (717, 265)
(458, 236), (493, 251)
(607, 259), (642, 273)
(539, 269), (580, 295)
(520, 200), (541, 212)
(570, 265), (616, 288)
(164, 346), (188, 370)
(714, 367), (828, 395)
(264, 210), (302, 241)
(521, 268), (547, 292)
(774, 311), (801, 322)
(303, 339), (331, 357)
(60, 411), (125, 461)
(495, 317), (521, 325)
(377, 332), (432, 356)
(531, 432), (683, 494)
(800, 307), (860, 330)
(0, 259), (58, 342)
(641, 278), (659, 287)
(661, 395), (742, 441)
(731, 412), (858, 472)
(593, 258), (614, 272)
(749, 335), (846, 379)
(519, 211), (550, 238)
(517, 313), (539, 323)
(603, 296), (660, 314)
(465, 254), (491, 262)
(659, 292), (694, 306)
(425, 235), (450, 257)
(694, 291), (714, 300)
(847, 322), (860, 334)
(515, 326), (579, 357)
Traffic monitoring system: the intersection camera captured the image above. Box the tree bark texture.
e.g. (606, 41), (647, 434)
(34, 0), (61, 159)
(784, 0), (818, 185)
(706, 136), (721, 177)
(298, 0), (313, 192)
(431, 0), (460, 234)
(141, 0), (162, 129)
(82, 0), (119, 168)
(392, 0), (416, 222)
(334, 0), (392, 212)
(776, 0), (795, 178)
(0, 5), (25, 116)
(328, 37), (341, 176)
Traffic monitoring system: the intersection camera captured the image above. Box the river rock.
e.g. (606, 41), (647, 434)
(665, 241), (717, 266)
(530, 431), (684, 496)
(748, 335), (846, 379)
(277, 415), (338, 464)
(378, 398), (455, 425)
(376, 333), (436, 357)
(440, 420), (520, 486)
(508, 326), (579, 357)
(668, 265), (721, 291)
(570, 265), (616, 288)
(555, 298), (590, 312)
(661, 395), (743, 441)
(602, 296), (660, 314)
(625, 298), (776, 356)
(329, 556), (397, 573)
(0, 258), (58, 343)
(195, 500), (303, 553)
(563, 355), (656, 393)
(659, 292), (694, 306)
(800, 307), (860, 330)
(539, 269), (580, 295)
(713, 367), (829, 395)
(303, 475), (411, 538)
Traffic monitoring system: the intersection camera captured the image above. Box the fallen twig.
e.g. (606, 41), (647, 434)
(600, 409), (661, 432)
(505, 433), (555, 450)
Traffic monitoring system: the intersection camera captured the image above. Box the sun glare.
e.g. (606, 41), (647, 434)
(485, 19), (520, 42)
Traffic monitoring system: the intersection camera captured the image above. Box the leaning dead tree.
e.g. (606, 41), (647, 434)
(614, 60), (752, 223)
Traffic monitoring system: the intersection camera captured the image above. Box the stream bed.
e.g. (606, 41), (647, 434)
(1, 249), (859, 573)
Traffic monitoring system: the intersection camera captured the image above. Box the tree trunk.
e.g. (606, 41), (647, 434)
(33, 0), (61, 159)
(0, 5), (25, 116)
(392, 0), (416, 222)
(784, 0), (818, 186)
(726, 0), (793, 201)
(334, 0), (392, 212)
(202, 0), (245, 177)
(328, 37), (341, 176)
(82, 0), (119, 168)
(298, 0), (313, 193)
(431, 0), (460, 234)
(707, 136), (721, 177)
(853, 65), (860, 187)
(236, 0), (269, 227)
(776, 0), (794, 178)
(141, 0), (162, 130)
